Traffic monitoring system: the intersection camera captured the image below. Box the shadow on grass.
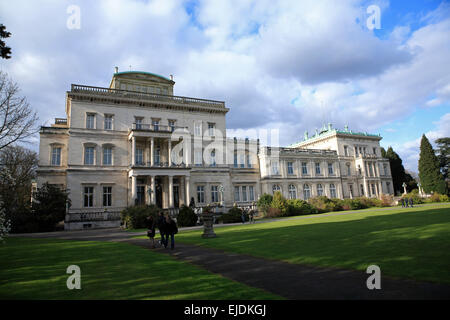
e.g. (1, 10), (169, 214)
(177, 207), (450, 284)
(0, 238), (280, 300)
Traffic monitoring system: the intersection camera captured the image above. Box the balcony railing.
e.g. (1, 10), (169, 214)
(132, 162), (188, 168)
(70, 84), (226, 109)
(131, 123), (188, 132)
(55, 118), (68, 125)
(66, 210), (122, 222)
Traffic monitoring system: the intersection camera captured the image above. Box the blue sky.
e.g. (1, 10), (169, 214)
(0, 0), (449, 173)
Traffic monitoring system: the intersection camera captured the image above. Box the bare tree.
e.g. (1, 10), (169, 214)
(0, 71), (38, 150)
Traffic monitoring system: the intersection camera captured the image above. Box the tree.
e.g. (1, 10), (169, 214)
(0, 145), (38, 232)
(0, 71), (38, 150)
(384, 146), (408, 195)
(0, 24), (11, 59)
(32, 183), (70, 232)
(435, 137), (450, 180)
(418, 134), (447, 195)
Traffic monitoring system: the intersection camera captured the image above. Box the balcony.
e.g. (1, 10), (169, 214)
(131, 123), (188, 132)
(70, 84), (226, 109)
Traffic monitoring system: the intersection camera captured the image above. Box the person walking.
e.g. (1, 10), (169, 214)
(249, 210), (254, 224)
(401, 198), (405, 208)
(157, 211), (167, 248)
(165, 215), (178, 250)
(146, 215), (156, 248)
(241, 210), (246, 224)
(409, 197), (414, 208)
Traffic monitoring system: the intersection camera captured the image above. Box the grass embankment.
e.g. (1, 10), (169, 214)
(164, 204), (450, 284)
(0, 238), (280, 300)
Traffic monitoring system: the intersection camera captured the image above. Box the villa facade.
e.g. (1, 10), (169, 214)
(36, 71), (393, 230)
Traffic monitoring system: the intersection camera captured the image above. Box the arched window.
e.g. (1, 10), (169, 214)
(330, 184), (337, 198)
(317, 184), (323, 196)
(272, 185), (281, 194)
(288, 185), (297, 199)
(303, 184), (311, 200)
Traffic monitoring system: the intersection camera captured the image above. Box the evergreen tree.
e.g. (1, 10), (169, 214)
(418, 134), (447, 194)
(0, 24), (11, 59)
(435, 137), (449, 180)
(384, 146), (407, 195)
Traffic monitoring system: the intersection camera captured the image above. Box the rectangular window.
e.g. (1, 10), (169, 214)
(242, 186), (248, 202)
(104, 115), (113, 130)
(371, 184), (376, 196)
(249, 186), (255, 201)
(328, 163), (334, 175)
(137, 186), (145, 205)
(135, 117), (143, 130)
(287, 162), (294, 175)
(135, 148), (144, 165)
(103, 147), (112, 165)
(84, 186), (94, 207)
(344, 145), (349, 156)
(197, 186), (205, 203)
(103, 186), (112, 207)
(168, 120), (175, 132)
(271, 161), (279, 175)
(347, 164), (351, 176)
(211, 185), (219, 203)
(154, 147), (160, 165)
(86, 114), (95, 129)
(302, 162), (308, 174)
(194, 122), (202, 136)
(84, 147), (95, 165)
(386, 182), (391, 194)
(152, 119), (159, 131)
(234, 153), (238, 168)
(239, 154), (245, 168)
(315, 162), (321, 174)
(51, 147), (61, 166)
(208, 123), (215, 136)
(194, 150), (202, 166)
(234, 186), (240, 202)
(373, 147), (377, 155)
(246, 154), (252, 168)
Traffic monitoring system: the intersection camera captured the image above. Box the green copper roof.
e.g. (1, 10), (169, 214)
(288, 124), (381, 148)
(114, 71), (172, 82)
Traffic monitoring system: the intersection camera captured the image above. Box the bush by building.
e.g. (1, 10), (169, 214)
(120, 205), (159, 229)
(220, 206), (248, 223)
(177, 205), (198, 227)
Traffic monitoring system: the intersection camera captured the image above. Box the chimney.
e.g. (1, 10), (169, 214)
(170, 74), (173, 81)
(114, 66), (119, 74)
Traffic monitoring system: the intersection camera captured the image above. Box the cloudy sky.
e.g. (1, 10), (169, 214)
(1, 0), (449, 173)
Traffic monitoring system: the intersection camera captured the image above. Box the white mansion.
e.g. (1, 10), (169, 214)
(36, 70), (394, 230)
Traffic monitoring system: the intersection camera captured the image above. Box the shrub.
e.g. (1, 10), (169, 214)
(257, 193), (273, 216)
(342, 198), (367, 210)
(265, 207), (284, 218)
(271, 191), (288, 214)
(120, 205), (159, 230)
(286, 199), (316, 216)
(380, 194), (394, 207)
(177, 205), (198, 227)
(308, 196), (343, 213)
(220, 206), (247, 223)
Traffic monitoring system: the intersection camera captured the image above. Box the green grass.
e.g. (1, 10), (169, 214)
(156, 204), (450, 284)
(0, 238), (280, 300)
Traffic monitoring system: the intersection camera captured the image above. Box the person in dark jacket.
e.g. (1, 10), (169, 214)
(401, 198), (405, 207)
(409, 197), (414, 207)
(157, 211), (167, 247)
(165, 215), (178, 250)
(146, 215), (156, 248)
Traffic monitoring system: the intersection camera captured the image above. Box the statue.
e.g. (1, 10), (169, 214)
(402, 182), (407, 195)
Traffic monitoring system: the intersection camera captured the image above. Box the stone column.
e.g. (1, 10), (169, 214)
(168, 175), (174, 208)
(151, 175), (156, 204)
(168, 139), (172, 167)
(185, 176), (191, 205)
(131, 175), (137, 203)
(131, 136), (136, 166)
(150, 137), (154, 167)
(363, 177), (368, 197)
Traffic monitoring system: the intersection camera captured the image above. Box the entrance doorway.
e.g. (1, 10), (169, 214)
(155, 178), (163, 208)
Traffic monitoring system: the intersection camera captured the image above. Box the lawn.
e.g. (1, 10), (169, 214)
(0, 238), (280, 300)
(164, 204), (450, 284)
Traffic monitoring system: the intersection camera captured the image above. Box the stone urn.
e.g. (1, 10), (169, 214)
(201, 206), (217, 238)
